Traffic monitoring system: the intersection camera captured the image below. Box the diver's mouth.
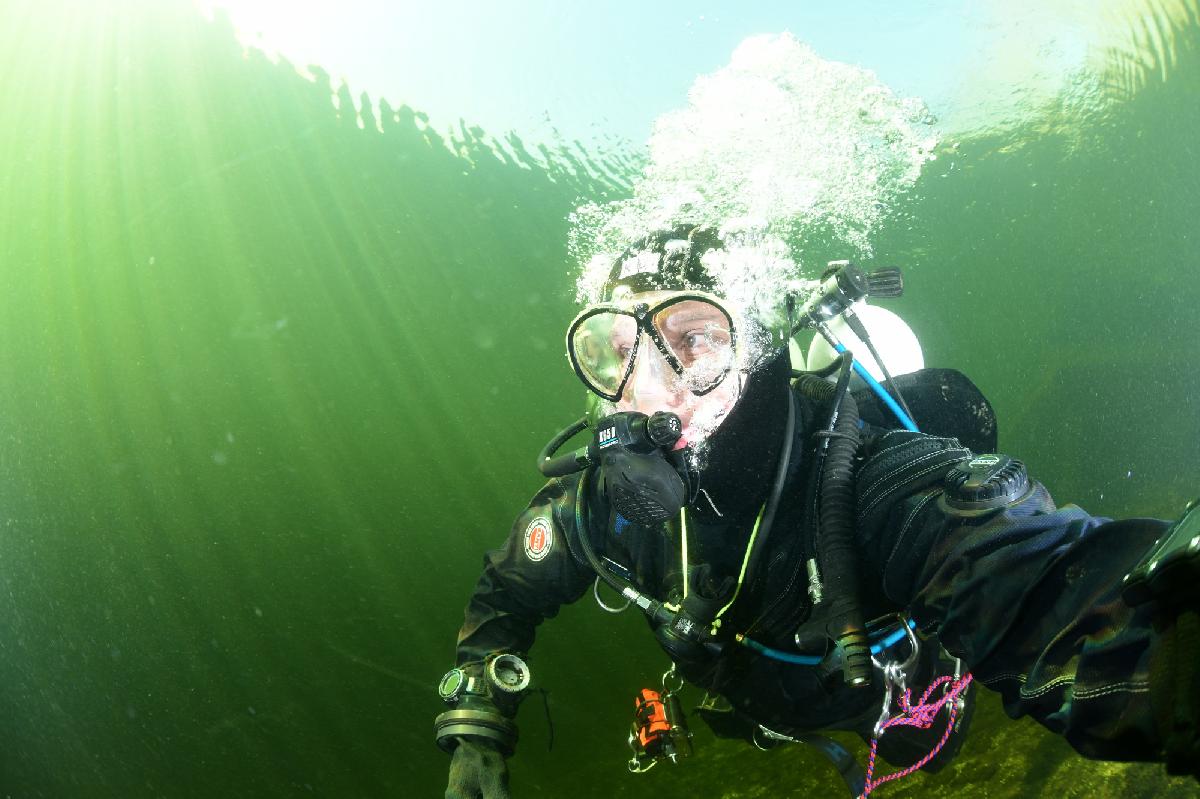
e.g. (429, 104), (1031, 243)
(615, 370), (743, 449)
(678, 403), (736, 449)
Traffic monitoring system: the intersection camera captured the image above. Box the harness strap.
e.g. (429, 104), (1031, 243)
(755, 726), (866, 797)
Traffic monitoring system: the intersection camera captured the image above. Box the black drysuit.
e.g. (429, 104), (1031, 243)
(452, 369), (1170, 763)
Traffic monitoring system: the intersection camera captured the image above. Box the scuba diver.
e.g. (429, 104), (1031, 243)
(435, 225), (1200, 798)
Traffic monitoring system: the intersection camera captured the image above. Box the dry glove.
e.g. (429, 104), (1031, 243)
(445, 737), (510, 799)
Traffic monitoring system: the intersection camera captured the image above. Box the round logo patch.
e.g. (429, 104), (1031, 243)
(523, 517), (554, 562)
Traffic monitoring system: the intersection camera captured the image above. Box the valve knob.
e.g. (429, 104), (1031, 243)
(646, 412), (683, 448)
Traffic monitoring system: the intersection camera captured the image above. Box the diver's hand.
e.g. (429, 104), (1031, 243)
(445, 737), (511, 799)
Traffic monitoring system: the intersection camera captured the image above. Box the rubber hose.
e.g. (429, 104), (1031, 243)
(740, 388), (796, 591)
(574, 467), (631, 598)
(820, 389), (871, 687)
(573, 467), (674, 629)
(794, 373), (871, 688)
(538, 416), (589, 477)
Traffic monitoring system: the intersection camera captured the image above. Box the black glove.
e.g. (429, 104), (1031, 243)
(445, 737), (511, 799)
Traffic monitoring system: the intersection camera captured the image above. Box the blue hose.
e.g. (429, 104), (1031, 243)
(739, 619), (915, 666)
(832, 342), (918, 432)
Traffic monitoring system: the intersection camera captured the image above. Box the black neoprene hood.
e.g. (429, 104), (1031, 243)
(602, 224), (722, 299)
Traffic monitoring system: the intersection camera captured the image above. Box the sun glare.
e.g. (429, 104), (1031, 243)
(192, 0), (330, 68)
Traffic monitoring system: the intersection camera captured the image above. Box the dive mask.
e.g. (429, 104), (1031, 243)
(566, 291), (739, 402)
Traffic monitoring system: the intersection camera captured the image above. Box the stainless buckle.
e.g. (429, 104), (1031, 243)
(869, 615), (920, 737)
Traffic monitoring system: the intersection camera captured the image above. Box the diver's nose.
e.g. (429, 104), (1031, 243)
(623, 340), (686, 413)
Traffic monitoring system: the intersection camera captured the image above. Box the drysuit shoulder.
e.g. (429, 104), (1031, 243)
(852, 367), (997, 453)
(854, 429), (974, 570)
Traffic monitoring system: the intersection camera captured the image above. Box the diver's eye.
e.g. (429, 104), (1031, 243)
(682, 326), (729, 358)
(684, 331), (710, 352)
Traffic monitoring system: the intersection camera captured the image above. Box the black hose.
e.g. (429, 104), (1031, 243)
(740, 385), (796, 591)
(820, 389), (871, 687)
(573, 467), (631, 598)
(795, 354), (852, 556)
(842, 311), (916, 425)
(794, 361), (871, 688)
(537, 416), (590, 477)
(792, 359), (843, 379)
(825, 355), (854, 431)
(572, 468), (673, 628)
(751, 357), (848, 637)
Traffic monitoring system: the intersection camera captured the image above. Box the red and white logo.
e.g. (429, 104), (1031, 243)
(523, 516), (553, 562)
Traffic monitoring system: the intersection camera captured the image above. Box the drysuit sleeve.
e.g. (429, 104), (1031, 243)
(455, 477), (595, 666)
(856, 429), (1171, 762)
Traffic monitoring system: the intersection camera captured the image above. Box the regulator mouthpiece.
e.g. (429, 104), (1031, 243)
(537, 412), (683, 478)
(604, 450), (689, 526)
(595, 411), (691, 526)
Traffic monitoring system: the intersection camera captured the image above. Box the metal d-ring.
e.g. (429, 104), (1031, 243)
(870, 614), (920, 676)
(662, 664), (685, 695)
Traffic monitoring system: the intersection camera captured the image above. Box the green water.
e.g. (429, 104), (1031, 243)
(1, 1), (1198, 797)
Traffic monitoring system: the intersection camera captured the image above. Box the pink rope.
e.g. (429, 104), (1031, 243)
(857, 672), (974, 798)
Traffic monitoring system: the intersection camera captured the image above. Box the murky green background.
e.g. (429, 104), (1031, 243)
(1, 1), (1198, 796)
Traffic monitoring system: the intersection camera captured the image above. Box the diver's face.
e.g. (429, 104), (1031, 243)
(610, 291), (742, 446)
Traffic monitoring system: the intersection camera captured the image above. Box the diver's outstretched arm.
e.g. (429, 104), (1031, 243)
(453, 477), (594, 665)
(856, 429), (1181, 767)
(434, 476), (594, 796)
